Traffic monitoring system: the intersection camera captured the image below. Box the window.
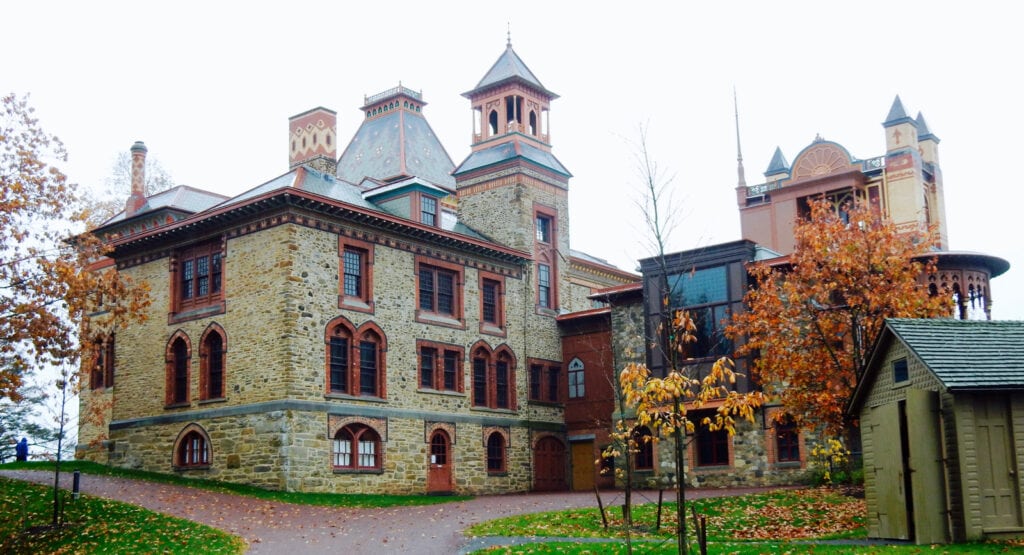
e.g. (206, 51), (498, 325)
(695, 415), (730, 467)
(416, 258), (463, 326)
(176, 429), (209, 468)
(325, 318), (387, 398)
(486, 432), (506, 473)
(567, 357), (585, 399)
(338, 237), (374, 312)
(174, 241), (224, 315)
(529, 360), (561, 403)
(667, 266), (732, 359)
(90, 334), (115, 390)
(536, 215), (552, 243)
(333, 424), (381, 471)
(893, 358), (909, 383)
(470, 344), (516, 410)
(166, 334), (190, 406)
(421, 196), (438, 227)
(200, 325), (226, 400)
(775, 421), (800, 463)
(418, 342), (463, 392)
(538, 263), (552, 309)
(479, 274), (505, 334)
(633, 426), (654, 471)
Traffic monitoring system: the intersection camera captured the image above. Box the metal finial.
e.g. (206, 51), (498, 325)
(734, 86), (747, 187)
(507, 23), (512, 47)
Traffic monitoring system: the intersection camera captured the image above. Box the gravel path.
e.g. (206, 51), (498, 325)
(1, 470), (781, 554)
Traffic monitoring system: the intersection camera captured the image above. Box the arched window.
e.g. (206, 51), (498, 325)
(528, 111), (537, 136)
(488, 110), (499, 135)
(91, 334), (115, 390)
(358, 329), (382, 396)
(633, 426), (654, 470)
(166, 333), (191, 406)
(325, 319), (386, 398)
(486, 432), (506, 473)
(333, 424), (381, 470)
(470, 343), (516, 410)
(200, 325), (226, 400)
(327, 320), (354, 394)
(175, 427), (210, 468)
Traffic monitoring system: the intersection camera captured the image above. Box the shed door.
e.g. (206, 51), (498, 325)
(974, 395), (1022, 530)
(906, 389), (948, 544)
(873, 401), (910, 539)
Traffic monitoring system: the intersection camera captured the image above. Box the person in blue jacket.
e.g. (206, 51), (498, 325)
(15, 437), (28, 461)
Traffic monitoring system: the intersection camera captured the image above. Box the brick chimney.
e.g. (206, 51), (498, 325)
(125, 141), (148, 217)
(288, 107), (337, 175)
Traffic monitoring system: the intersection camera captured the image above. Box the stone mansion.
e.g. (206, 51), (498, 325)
(78, 41), (1008, 495)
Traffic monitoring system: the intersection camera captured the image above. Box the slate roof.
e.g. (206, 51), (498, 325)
(453, 140), (570, 177)
(883, 95), (913, 126)
(883, 318), (1024, 390)
(102, 185), (230, 226)
(468, 43), (556, 99)
(335, 108), (455, 188)
(764, 146), (790, 175)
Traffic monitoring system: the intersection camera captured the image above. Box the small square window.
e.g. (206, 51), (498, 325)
(893, 358), (909, 383)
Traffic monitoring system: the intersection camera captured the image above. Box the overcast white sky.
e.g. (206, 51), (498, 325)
(5, 1), (1022, 319)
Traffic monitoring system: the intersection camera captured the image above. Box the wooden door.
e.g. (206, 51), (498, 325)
(906, 389), (948, 544)
(872, 401), (910, 539)
(571, 441), (595, 491)
(974, 395), (1022, 529)
(427, 430), (453, 494)
(533, 436), (567, 491)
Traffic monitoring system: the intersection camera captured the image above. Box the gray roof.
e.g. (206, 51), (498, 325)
(884, 318), (1024, 390)
(335, 108), (455, 188)
(915, 112), (939, 142)
(764, 146), (789, 175)
(102, 185), (229, 225)
(453, 140), (570, 177)
(467, 43), (556, 99)
(883, 95), (912, 126)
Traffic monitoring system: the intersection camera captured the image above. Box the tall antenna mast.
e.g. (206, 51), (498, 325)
(734, 87), (747, 188)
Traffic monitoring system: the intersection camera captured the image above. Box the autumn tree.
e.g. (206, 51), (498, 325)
(728, 197), (950, 437)
(612, 126), (765, 555)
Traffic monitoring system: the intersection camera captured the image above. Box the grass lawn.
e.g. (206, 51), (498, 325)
(2, 460), (470, 508)
(467, 488), (1023, 554)
(0, 477), (246, 554)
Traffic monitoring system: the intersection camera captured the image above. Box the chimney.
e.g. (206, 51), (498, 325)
(288, 107), (337, 175)
(125, 141), (148, 217)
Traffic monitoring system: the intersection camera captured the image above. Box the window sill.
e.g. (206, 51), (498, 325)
(479, 323), (506, 337)
(332, 468), (384, 475)
(198, 397), (227, 406)
(339, 296), (374, 314)
(324, 393), (387, 403)
(535, 306), (559, 318)
(415, 311), (465, 330)
(772, 461), (802, 469)
(470, 406), (517, 415)
(487, 471), (508, 477)
(174, 465), (210, 471)
(417, 388), (464, 397)
(164, 402), (191, 410)
(527, 399), (563, 408)
(694, 464), (732, 472)
(169, 302), (225, 325)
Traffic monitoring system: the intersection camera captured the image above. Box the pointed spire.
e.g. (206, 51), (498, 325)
(765, 147), (790, 175)
(466, 41), (556, 99)
(915, 111), (939, 142)
(506, 22), (512, 47)
(734, 87), (746, 187)
(884, 95), (912, 126)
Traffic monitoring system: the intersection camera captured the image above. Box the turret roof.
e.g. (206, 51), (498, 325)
(465, 42), (557, 99)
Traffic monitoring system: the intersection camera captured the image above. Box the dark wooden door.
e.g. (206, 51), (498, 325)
(533, 436), (567, 491)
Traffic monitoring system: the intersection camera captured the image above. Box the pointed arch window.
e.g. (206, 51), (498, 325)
(200, 325), (226, 401)
(333, 424), (381, 471)
(486, 431), (506, 473)
(174, 425), (211, 469)
(470, 343), (516, 410)
(166, 333), (191, 407)
(325, 318), (387, 398)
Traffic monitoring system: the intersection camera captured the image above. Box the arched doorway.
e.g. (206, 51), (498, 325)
(427, 430), (453, 494)
(533, 436), (567, 491)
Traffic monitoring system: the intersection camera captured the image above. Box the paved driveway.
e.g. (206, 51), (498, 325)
(1, 470), (776, 554)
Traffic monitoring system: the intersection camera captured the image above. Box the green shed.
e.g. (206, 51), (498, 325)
(850, 318), (1024, 544)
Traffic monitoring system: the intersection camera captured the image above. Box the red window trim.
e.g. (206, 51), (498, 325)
(416, 339), (464, 393)
(478, 271), (506, 337)
(415, 255), (465, 329)
(174, 427), (211, 469)
(690, 410), (734, 468)
(170, 240), (226, 324)
(165, 331), (191, 408)
(332, 423), (382, 472)
(533, 204), (559, 314)
(199, 324), (227, 401)
(486, 431), (507, 474)
(469, 342), (517, 411)
(527, 358), (561, 404)
(90, 334), (116, 390)
(324, 317), (387, 399)
(338, 236), (375, 314)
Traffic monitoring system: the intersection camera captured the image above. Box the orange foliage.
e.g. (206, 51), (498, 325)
(728, 198), (950, 435)
(0, 93), (150, 402)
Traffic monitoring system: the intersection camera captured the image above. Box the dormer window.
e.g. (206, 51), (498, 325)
(421, 196), (438, 227)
